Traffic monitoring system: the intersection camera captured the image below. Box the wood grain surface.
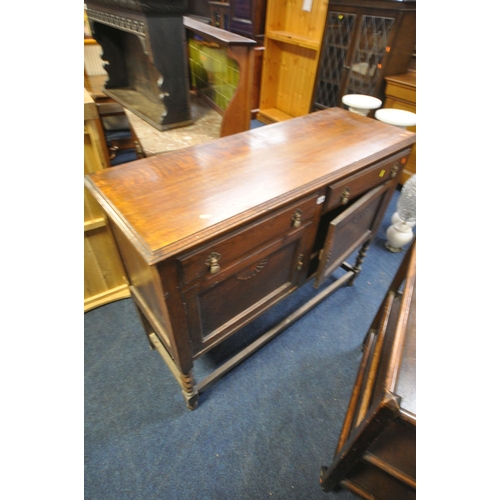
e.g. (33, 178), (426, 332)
(85, 108), (415, 263)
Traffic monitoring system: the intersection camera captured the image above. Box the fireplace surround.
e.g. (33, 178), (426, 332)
(85, 0), (193, 130)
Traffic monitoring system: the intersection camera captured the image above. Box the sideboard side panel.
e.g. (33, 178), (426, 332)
(109, 220), (176, 352)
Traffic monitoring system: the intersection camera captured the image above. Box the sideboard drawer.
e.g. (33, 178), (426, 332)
(323, 152), (406, 213)
(385, 81), (416, 104)
(177, 193), (320, 287)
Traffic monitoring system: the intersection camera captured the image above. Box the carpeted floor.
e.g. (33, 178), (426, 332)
(84, 188), (413, 500)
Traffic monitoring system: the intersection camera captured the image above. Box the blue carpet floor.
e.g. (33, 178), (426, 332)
(84, 189), (412, 500)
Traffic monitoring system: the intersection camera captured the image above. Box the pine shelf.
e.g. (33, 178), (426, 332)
(257, 107), (294, 124)
(266, 30), (321, 51)
(257, 0), (329, 123)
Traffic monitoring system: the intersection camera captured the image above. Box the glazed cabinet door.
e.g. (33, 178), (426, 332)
(313, 10), (358, 110)
(314, 9), (397, 109)
(315, 182), (392, 288)
(344, 14), (396, 97)
(312, 3), (416, 111)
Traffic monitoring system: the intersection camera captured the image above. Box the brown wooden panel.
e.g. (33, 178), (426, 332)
(229, 0), (267, 39)
(323, 152), (405, 213)
(367, 419), (416, 479)
(344, 459), (416, 500)
(385, 82), (416, 104)
(84, 108), (415, 265)
(395, 283), (416, 415)
(198, 237), (298, 335)
(177, 193), (319, 286)
(383, 72), (416, 185)
(316, 183), (390, 287)
(183, 226), (310, 354)
(109, 220), (173, 348)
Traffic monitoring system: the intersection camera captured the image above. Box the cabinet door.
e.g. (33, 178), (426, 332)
(314, 10), (357, 110)
(313, 10), (397, 109)
(344, 14), (396, 97)
(209, 2), (230, 30)
(315, 182), (391, 288)
(229, 0), (267, 39)
(183, 223), (315, 356)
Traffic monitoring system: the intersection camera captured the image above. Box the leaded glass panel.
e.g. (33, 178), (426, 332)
(313, 11), (355, 109)
(346, 16), (395, 96)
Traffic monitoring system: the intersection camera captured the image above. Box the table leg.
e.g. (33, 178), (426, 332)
(348, 240), (370, 286)
(181, 372), (199, 410)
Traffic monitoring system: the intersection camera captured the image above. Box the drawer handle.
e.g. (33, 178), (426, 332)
(291, 209), (302, 228)
(296, 254), (304, 271)
(390, 165), (399, 178)
(340, 187), (350, 205)
(205, 252), (221, 274)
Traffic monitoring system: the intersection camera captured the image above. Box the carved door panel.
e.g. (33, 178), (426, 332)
(183, 223), (314, 356)
(315, 182), (391, 288)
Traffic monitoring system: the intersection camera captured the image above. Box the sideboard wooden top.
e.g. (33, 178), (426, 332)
(85, 108), (415, 263)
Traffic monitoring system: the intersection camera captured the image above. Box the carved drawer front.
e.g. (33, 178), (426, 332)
(323, 152), (406, 213)
(183, 225), (313, 356)
(315, 182), (391, 288)
(177, 193), (319, 287)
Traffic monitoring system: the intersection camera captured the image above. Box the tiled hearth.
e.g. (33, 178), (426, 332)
(124, 93), (223, 157)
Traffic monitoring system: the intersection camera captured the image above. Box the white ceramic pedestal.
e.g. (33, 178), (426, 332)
(374, 108), (417, 128)
(341, 94), (382, 116)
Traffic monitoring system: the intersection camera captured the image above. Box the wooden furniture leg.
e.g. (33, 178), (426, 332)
(347, 240), (371, 286)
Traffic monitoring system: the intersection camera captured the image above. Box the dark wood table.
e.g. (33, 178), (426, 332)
(85, 107), (416, 409)
(320, 240), (416, 499)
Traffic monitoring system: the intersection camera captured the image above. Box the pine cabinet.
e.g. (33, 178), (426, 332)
(383, 72), (416, 184)
(312, 0), (415, 112)
(84, 89), (130, 312)
(257, 0), (329, 124)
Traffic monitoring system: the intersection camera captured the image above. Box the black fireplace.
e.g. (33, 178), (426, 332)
(85, 0), (193, 130)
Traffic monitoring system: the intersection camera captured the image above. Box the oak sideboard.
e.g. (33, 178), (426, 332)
(85, 107), (416, 409)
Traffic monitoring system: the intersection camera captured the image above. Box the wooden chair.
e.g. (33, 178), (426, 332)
(85, 39), (145, 166)
(96, 100), (145, 166)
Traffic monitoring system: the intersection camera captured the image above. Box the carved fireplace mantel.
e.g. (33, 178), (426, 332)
(85, 0), (193, 130)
